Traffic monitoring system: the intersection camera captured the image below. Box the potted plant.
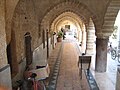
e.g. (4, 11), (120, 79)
(57, 31), (63, 42)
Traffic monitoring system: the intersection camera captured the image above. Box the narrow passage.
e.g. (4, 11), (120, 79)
(56, 41), (89, 90)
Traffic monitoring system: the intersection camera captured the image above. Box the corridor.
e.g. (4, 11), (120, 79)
(1, 0), (120, 89)
(48, 36), (116, 90)
(56, 40), (90, 90)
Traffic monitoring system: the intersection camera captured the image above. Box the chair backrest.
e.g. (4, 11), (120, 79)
(78, 56), (91, 70)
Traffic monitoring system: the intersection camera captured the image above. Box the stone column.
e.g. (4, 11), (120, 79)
(78, 30), (80, 42)
(80, 24), (86, 54)
(118, 27), (120, 53)
(116, 66), (120, 90)
(95, 38), (108, 72)
(78, 30), (82, 43)
(86, 19), (95, 55)
(81, 31), (86, 54)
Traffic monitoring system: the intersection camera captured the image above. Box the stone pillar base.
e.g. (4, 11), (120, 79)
(116, 66), (120, 90)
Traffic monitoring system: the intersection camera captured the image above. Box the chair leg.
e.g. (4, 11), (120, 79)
(87, 69), (90, 76)
(79, 68), (82, 79)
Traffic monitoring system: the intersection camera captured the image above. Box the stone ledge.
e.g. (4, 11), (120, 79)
(0, 64), (10, 72)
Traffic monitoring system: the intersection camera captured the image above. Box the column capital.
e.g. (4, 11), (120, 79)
(96, 33), (109, 39)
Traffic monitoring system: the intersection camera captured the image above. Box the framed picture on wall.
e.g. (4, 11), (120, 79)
(65, 25), (70, 29)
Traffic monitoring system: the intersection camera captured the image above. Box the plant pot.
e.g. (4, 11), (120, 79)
(57, 37), (62, 42)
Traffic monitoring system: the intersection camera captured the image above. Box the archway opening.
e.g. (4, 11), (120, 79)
(56, 20), (81, 40)
(107, 10), (120, 85)
(50, 12), (84, 44)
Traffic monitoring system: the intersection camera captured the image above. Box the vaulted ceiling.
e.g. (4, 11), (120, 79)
(5, 0), (120, 45)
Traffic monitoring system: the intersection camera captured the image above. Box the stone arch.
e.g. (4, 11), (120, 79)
(51, 12), (83, 32)
(54, 16), (81, 32)
(102, 0), (120, 38)
(9, 0), (38, 77)
(40, 1), (99, 33)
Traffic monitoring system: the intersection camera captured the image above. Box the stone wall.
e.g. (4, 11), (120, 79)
(0, 65), (12, 90)
(11, 0), (39, 63)
(5, 0), (19, 44)
(0, 0), (7, 69)
(0, 0), (12, 88)
(12, 37), (56, 87)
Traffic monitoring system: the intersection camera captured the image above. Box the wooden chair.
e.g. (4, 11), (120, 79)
(78, 55), (91, 79)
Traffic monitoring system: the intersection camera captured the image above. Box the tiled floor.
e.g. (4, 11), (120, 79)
(56, 41), (89, 90)
(90, 49), (118, 90)
(48, 35), (118, 90)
